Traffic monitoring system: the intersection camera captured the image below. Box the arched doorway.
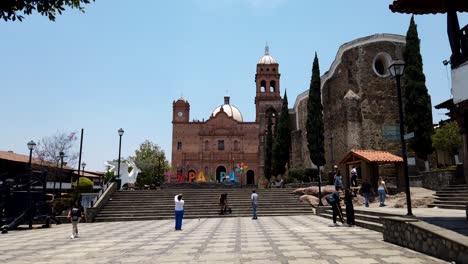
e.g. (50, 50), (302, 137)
(188, 169), (196, 182)
(246, 170), (255, 185)
(216, 166), (226, 182)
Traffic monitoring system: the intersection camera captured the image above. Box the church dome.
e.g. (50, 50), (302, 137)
(211, 96), (243, 122)
(258, 45), (277, 64)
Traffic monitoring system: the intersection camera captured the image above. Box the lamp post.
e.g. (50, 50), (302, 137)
(58, 151), (66, 198)
(26, 140), (36, 228)
(81, 162), (86, 176)
(117, 128), (124, 188)
(389, 60), (413, 217)
(27, 140), (36, 169)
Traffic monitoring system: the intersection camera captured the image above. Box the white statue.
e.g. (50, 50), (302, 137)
(105, 160), (141, 189)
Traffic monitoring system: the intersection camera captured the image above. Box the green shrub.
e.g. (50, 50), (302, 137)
(76, 177), (94, 193)
(288, 167), (318, 182)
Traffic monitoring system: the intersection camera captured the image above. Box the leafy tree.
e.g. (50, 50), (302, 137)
(264, 112), (273, 183)
(403, 16), (434, 161)
(132, 140), (168, 186)
(306, 53), (325, 204)
(306, 53), (326, 169)
(0, 0), (94, 22)
(432, 121), (462, 156)
(272, 91), (292, 176)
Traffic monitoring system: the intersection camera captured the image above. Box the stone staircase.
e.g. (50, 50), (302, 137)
(429, 184), (468, 210)
(94, 188), (313, 222)
(317, 207), (400, 232)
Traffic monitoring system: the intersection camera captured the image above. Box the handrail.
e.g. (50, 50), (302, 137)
(89, 180), (111, 208)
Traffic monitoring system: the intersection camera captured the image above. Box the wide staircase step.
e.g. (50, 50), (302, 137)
(430, 184), (468, 210)
(318, 208), (400, 233)
(94, 189), (312, 222)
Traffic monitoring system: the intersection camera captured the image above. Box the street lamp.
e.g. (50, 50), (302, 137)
(26, 140), (36, 229)
(81, 162), (86, 176)
(389, 60), (413, 217)
(27, 140), (36, 169)
(117, 128), (124, 186)
(58, 151), (66, 198)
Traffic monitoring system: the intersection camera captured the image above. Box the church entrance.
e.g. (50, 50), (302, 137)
(216, 166), (226, 182)
(246, 170), (255, 185)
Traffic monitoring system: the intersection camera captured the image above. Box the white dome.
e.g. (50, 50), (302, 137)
(258, 55), (277, 64)
(211, 97), (243, 122)
(258, 45), (277, 64)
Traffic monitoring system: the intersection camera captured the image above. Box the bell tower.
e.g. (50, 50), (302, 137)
(255, 45), (283, 181)
(255, 45), (283, 130)
(173, 98), (190, 123)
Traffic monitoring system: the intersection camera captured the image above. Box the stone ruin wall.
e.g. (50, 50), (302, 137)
(292, 36), (407, 179)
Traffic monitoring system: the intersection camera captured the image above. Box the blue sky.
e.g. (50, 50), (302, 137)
(1, 0), (466, 171)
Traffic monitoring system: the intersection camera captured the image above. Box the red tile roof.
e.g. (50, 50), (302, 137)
(339, 149), (403, 164)
(0, 150), (54, 167)
(389, 0), (468, 14)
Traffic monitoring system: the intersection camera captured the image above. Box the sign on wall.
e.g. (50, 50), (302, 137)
(383, 126), (400, 141)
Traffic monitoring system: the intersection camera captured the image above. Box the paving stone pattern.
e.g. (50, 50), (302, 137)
(0, 215), (447, 264)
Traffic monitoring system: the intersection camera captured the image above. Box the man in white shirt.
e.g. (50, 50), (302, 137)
(251, 190), (258, 220)
(174, 194), (184, 230)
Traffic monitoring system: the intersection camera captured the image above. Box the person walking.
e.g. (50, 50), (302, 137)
(219, 193), (229, 215)
(67, 200), (85, 239)
(350, 166), (358, 187)
(326, 186), (344, 226)
(334, 170), (343, 189)
(344, 189), (355, 227)
(174, 194), (184, 231)
(361, 178), (372, 207)
(378, 177), (388, 207)
(251, 190), (258, 219)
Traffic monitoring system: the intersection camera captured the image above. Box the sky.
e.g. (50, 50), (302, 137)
(1, 0), (467, 171)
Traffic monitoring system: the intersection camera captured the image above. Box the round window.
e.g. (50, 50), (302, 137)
(372, 52), (392, 78)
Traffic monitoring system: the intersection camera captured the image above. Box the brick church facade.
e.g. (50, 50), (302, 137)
(171, 47), (283, 185)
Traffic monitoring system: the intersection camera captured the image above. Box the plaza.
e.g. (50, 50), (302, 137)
(1, 215), (446, 264)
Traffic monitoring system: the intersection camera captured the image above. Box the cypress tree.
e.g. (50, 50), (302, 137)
(272, 91), (292, 176)
(306, 53), (326, 189)
(264, 112), (273, 183)
(403, 16), (433, 162)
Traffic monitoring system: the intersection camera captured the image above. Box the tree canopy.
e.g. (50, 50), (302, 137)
(0, 0), (94, 22)
(34, 130), (79, 167)
(403, 16), (434, 160)
(272, 91), (291, 176)
(132, 140), (168, 186)
(264, 112), (274, 182)
(306, 53), (326, 168)
(432, 121), (462, 155)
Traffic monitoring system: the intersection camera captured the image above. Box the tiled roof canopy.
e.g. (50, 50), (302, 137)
(389, 0), (468, 14)
(339, 149), (403, 165)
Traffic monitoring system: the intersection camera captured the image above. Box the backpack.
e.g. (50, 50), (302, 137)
(325, 194), (335, 204)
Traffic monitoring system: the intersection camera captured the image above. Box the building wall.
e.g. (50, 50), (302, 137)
(291, 34), (406, 174)
(172, 109), (260, 184)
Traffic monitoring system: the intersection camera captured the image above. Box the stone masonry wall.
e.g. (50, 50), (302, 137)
(382, 216), (468, 263)
(422, 170), (456, 191)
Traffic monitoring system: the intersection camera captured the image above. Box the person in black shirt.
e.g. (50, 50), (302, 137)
(344, 189), (355, 227)
(67, 201), (85, 239)
(361, 179), (372, 207)
(326, 186), (344, 226)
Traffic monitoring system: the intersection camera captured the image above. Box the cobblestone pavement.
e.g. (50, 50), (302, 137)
(1, 215), (447, 264)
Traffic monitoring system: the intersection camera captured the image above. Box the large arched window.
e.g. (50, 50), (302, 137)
(269, 80), (276, 92)
(260, 80), (266, 93)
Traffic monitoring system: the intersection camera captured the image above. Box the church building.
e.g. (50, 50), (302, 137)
(171, 47), (283, 185)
